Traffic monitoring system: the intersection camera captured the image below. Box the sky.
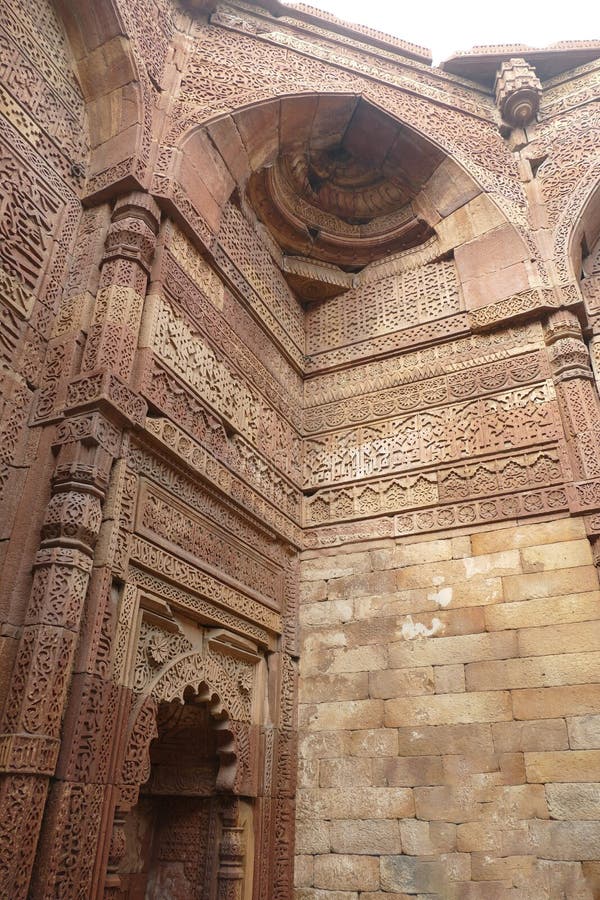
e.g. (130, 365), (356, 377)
(295, 0), (598, 65)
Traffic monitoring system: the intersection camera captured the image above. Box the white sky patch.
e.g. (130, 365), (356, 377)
(294, 0), (597, 65)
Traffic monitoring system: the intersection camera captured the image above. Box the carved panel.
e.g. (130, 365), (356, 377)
(214, 202), (305, 361)
(163, 254), (302, 418)
(304, 446), (564, 525)
(129, 570), (271, 647)
(136, 480), (284, 605)
(304, 350), (547, 433)
(128, 443), (295, 563)
(143, 417), (302, 545)
(129, 537), (281, 634)
(305, 259), (461, 354)
(150, 296), (300, 473)
(304, 321), (545, 407)
(303, 382), (559, 488)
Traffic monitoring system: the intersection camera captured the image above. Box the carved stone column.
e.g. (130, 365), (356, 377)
(217, 798), (245, 900)
(0, 192), (159, 898)
(544, 309), (600, 482)
(28, 193), (159, 900)
(0, 431), (110, 897)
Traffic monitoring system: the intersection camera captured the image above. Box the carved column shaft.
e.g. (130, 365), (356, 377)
(218, 798), (245, 900)
(545, 309), (600, 482)
(0, 437), (110, 897)
(28, 194), (159, 900)
(0, 192), (159, 899)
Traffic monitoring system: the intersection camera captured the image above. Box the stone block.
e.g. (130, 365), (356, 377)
(517, 621), (600, 657)
(455, 223), (530, 281)
(392, 539), (453, 566)
(441, 752), (525, 785)
(295, 855), (314, 888)
(462, 260), (533, 310)
(525, 749), (600, 783)
(471, 853), (536, 882)
(436, 194), (505, 252)
(452, 536), (472, 558)
(319, 757), (372, 788)
(466, 651), (600, 692)
(423, 157), (481, 217)
(414, 784), (479, 823)
(456, 821), (502, 853)
(427, 577), (504, 610)
(313, 855), (379, 891)
(566, 714), (600, 749)
(528, 821), (600, 860)
(350, 729), (398, 757)
(503, 566), (599, 604)
(512, 684), (600, 719)
(434, 664), (465, 693)
(328, 645), (388, 674)
(485, 591), (600, 631)
(491, 719), (569, 752)
(296, 893), (358, 900)
(300, 580), (328, 603)
(302, 552), (372, 582)
(300, 599), (355, 627)
(389, 630), (517, 669)
(329, 819), (400, 855)
(299, 699), (384, 731)
(485, 783), (549, 820)
(380, 855), (442, 894)
(400, 819), (456, 856)
(329, 570), (397, 601)
(395, 557), (466, 590)
(520, 539), (593, 573)
(471, 518), (586, 555)
(295, 820), (330, 854)
(384, 690), (512, 727)
(397, 723), (494, 757)
(372, 755), (444, 787)
(545, 783), (600, 819)
(299, 672), (369, 704)
(207, 116), (250, 183)
(369, 667), (434, 699)
(354, 590), (433, 621)
(299, 731), (352, 760)
(297, 788), (414, 821)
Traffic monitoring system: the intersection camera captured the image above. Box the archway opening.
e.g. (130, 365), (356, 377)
(119, 695), (227, 900)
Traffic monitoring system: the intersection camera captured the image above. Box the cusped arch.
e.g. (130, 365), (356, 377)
(119, 651), (255, 810)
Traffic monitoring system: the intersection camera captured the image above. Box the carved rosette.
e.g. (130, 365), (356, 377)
(495, 58), (542, 128)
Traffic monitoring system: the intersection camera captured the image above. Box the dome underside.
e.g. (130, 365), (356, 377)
(246, 97), (445, 273)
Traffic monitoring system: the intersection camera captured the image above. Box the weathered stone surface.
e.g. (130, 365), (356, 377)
(1, 3), (600, 897)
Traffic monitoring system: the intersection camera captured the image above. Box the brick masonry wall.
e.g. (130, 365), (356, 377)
(296, 515), (600, 898)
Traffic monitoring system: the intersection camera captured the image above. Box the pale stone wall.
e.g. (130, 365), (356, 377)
(296, 515), (600, 898)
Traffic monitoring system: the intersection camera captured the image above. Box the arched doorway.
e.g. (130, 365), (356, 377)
(117, 691), (251, 900)
(119, 695), (222, 899)
(108, 642), (260, 900)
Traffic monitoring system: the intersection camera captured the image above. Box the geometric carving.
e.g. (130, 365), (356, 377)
(303, 383), (558, 488)
(136, 479), (284, 604)
(129, 537), (282, 633)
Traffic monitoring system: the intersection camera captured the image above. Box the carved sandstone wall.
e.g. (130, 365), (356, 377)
(0, 0), (599, 897)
